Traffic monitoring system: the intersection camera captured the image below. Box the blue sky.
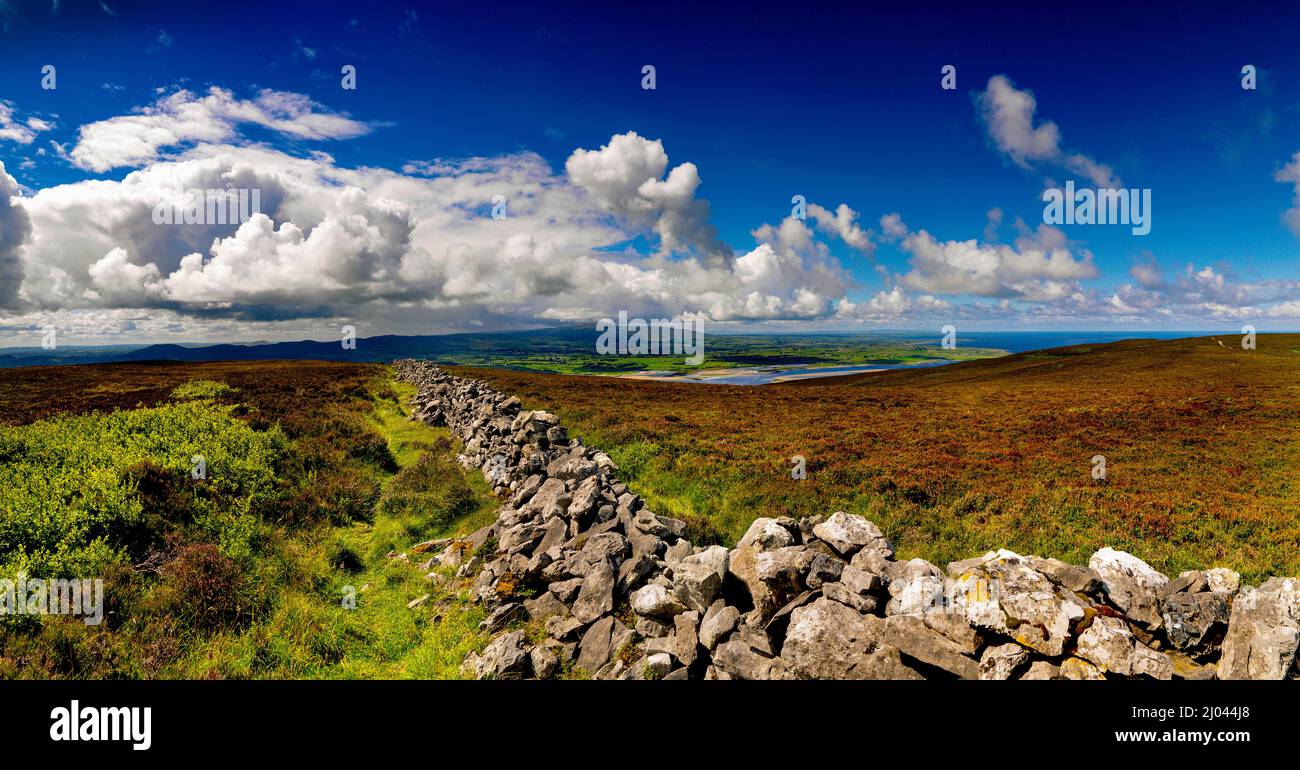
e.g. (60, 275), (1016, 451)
(1, 0), (1298, 344)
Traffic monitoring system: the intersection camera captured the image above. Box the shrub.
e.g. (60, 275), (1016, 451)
(155, 544), (247, 633)
(170, 380), (237, 401)
(0, 402), (287, 578)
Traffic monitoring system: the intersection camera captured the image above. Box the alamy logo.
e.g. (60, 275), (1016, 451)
(595, 311), (705, 366)
(152, 187), (262, 226)
(0, 571), (104, 625)
(50, 700), (151, 751)
(1042, 180), (1151, 235)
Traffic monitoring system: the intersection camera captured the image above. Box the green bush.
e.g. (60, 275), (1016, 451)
(170, 380), (238, 401)
(0, 401), (288, 577)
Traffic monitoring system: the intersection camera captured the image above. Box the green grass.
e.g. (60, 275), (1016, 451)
(0, 366), (501, 679)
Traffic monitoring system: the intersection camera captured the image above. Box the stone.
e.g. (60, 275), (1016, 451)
(474, 630), (530, 679)
(479, 602), (525, 632)
(572, 559), (615, 624)
(1028, 556), (1102, 594)
(756, 546), (815, 590)
(645, 653), (674, 678)
(1204, 568), (1241, 594)
(551, 457), (598, 482)
(674, 611), (701, 667)
(822, 581), (878, 614)
(617, 552), (658, 594)
(806, 551), (847, 585)
(763, 590), (819, 636)
(534, 516), (569, 559)
(685, 544), (730, 578)
(880, 614), (980, 680)
(630, 583), (686, 618)
(1160, 570), (1207, 599)
(530, 645), (560, 679)
(1075, 616), (1136, 676)
(1162, 590), (1231, 654)
(576, 616), (617, 674)
(1018, 661), (1061, 680)
(664, 540), (693, 567)
(548, 577), (584, 604)
(811, 512), (892, 557)
(712, 640), (790, 680)
(523, 592), (567, 621)
(522, 477), (571, 519)
(735, 620), (776, 657)
(544, 615), (585, 641)
(1131, 644), (1174, 680)
(736, 517), (797, 551)
(727, 545), (786, 625)
(632, 509), (671, 538)
(636, 616), (673, 638)
(1169, 651), (1216, 680)
(700, 605), (741, 650)
(1089, 547), (1169, 628)
(838, 564), (881, 595)
(674, 559), (725, 613)
(498, 522), (545, 555)
(979, 643), (1030, 680)
(1218, 577), (1300, 680)
(407, 594), (430, 610)
(570, 532), (629, 576)
(950, 549), (1087, 657)
(781, 597), (920, 680)
(1061, 657), (1106, 680)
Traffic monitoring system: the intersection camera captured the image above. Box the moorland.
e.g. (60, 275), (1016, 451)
(3, 332), (1297, 678)
(465, 333), (1300, 581)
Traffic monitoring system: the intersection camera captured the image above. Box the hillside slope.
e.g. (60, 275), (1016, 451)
(462, 334), (1300, 580)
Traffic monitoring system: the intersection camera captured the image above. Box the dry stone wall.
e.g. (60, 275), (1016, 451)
(395, 360), (1300, 680)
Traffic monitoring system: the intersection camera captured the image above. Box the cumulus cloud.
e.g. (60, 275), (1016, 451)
(0, 161), (32, 308)
(887, 213), (1097, 301)
(4, 125), (868, 332)
(807, 203), (874, 254)
(1276, 151), (1300, 236)
(69, 87), (370, 172)
(565, 131), (732, 266)
(977, 75), (1119, 188)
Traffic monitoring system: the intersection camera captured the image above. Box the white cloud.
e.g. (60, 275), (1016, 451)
(565, 131), (731, 265)
(0, 101), (49, 145)
(0, 162), (32, 307)
(1275, 151), (1300, 237)
(4, 129), (866, 330)
(977, 75), (1119, 188)
(888, 213), (1097, 300)
(69, 87), (370, 172)
(807, 203), (874, 254)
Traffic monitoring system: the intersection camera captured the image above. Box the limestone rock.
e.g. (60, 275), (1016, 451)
(1218, 577), (1300, 680)
(700, 604), (741, 650)
(474, 630), (530, 680)
(979, 643), (1030, 680)
(736, 517), (797, 551)
(811, 511), (892, 558)
(1089, 547), (1169, 628)
(572, 559), (615, 623)
(781, 597), (920, 680)
(1075, 615), (1135, 676)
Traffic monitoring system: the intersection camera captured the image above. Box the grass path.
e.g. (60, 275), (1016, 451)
(298, 376), (498, 679)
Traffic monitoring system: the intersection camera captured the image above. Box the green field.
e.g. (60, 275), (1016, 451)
(0, 361), (496, 679)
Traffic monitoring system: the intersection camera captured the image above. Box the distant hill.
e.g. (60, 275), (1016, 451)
(0, 327), (599, 368)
